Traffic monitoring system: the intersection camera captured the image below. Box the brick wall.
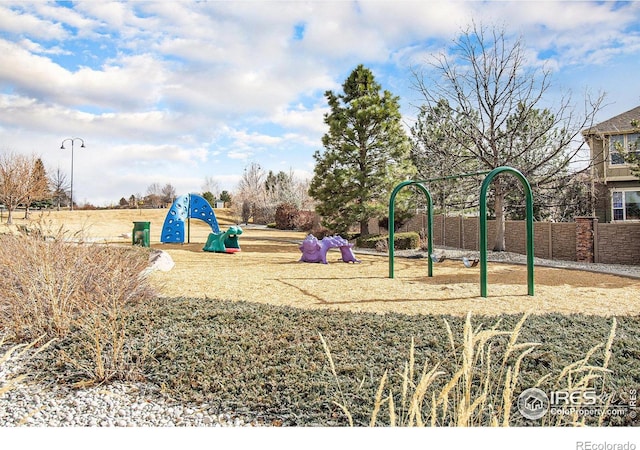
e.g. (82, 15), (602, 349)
(462, 217), (479, 250)
(532, 222), (551, 259)
(596, 223), (640, 265)
(575, 217), (596, 263)
(550, 223), (577, 261)
(425, 215), (577, 261)
(370, 213), (638, 265)
(504, 220), (526, 255)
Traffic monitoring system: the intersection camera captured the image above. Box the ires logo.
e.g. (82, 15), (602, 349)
(550, 389), (598, 406)
(518, 388), (604, 420)
(518, 388), (549, 420)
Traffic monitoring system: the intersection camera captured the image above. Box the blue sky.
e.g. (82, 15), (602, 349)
(1, 0), (639, 206)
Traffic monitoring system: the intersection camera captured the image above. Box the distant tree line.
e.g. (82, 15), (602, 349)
(0, 152), (73, 224)
(118, 183), (177, 209)
(118, 180), (233, 210)
(234, 162), (315, 227)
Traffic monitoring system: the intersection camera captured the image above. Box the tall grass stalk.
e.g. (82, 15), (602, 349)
(319, 333), (354, 426)
(322, 312), (618, 426)
(0, 336), (53, 397)
(538, 318), (617, 426)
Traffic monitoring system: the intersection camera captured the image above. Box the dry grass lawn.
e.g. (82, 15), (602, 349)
(7, 208), (640, 317)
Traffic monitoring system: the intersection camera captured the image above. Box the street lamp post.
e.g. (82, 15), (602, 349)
(60, 137), (85, 211)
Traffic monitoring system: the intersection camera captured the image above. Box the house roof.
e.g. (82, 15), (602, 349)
(583, 105), (640, 136)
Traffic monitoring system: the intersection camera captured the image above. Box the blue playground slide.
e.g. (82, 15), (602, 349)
(160, 193), (220, 243)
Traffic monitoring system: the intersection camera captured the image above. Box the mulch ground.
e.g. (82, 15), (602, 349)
(148, 227), (640, 317)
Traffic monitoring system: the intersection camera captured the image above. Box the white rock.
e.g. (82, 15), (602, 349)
(147, 250), (175, 272)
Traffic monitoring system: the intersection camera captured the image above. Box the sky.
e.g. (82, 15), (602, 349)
(1, 1), (640, 207)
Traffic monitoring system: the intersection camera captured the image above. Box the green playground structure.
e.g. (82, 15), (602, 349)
(203, 226), (243, 253)
(388, 166), (534, 298)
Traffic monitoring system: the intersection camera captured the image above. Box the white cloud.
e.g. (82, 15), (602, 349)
(271, 103), (328, 135)
(227, 150), (253, 160)
(72, 55), (168, 109)
(0, 4), (67, 40)
(0, 39), (169, 111)
(0, 1), (639, 205)
(17, 38), (70, 56)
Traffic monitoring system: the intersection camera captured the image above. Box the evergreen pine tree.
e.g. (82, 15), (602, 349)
(309, 64), (415, 236)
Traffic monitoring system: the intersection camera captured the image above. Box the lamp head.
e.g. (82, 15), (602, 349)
(80, 142), (85, 148)
(60, 143), (65, 149)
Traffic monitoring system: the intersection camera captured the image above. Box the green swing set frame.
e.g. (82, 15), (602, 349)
(388, 166), (534, 298)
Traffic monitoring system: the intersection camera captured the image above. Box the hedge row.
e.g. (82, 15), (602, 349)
(274, 203), (318, 232)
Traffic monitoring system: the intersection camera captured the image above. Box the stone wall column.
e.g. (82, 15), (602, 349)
(575, 217), (597, 263)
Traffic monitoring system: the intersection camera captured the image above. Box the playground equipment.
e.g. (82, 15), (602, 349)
(429, 252), (478, 267)
(203, 226), (243, 253)
(161, 193), (220, 243)
(430, 253), (446, 263)
(299, 234), (360, 264)
(462, 257), (479, 268)
(388, 166), (534, 297)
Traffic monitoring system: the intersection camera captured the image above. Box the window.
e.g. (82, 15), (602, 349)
(612, 190), (640, 221)
(613, 191), (623, 220)
(631, 133), (640, 151)
(610, 135), (625, 165)
(609, 133), (640, 165)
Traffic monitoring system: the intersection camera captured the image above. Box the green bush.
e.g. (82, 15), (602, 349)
(355, 232), (419, 250)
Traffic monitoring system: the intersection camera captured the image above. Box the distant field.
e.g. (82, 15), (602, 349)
(4, 208), (239, 243)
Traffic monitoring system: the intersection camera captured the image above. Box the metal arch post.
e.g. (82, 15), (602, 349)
(479, 166), (534, 298)
(187, 193), (191, 244)
(389, 181), (433, 279)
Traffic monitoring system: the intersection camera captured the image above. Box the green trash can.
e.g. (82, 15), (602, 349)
(132, 221), (150, 247)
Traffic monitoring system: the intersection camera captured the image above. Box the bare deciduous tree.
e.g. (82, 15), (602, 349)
(265, 169), (314, 209)
(145, 182), (163, 208)
(49, 166), (70, 211)
(202, 176), (220, 199)
(412, 23), (604, 250)
(161, 183), (176, 205)
(234, 162), (267, 223)
(0, 153), (40, 224)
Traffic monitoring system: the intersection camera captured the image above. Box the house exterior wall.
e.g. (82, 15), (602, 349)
(600, 180), (640, 222)
(585, 128), (640, 223)
(589, 135), (606, 183)
(587, 132), (637, 181)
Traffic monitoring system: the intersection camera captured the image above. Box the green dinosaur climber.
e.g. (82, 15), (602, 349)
(203, 226), (243, 253)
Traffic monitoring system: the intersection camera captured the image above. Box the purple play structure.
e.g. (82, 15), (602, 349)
(299, 234), (360, 264)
